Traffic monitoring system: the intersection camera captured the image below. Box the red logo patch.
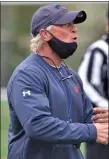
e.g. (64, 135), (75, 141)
(74, 86), (79, 94)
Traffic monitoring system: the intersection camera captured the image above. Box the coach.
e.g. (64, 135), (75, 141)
(7, 4), (108, 159)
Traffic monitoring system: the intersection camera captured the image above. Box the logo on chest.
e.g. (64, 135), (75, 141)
(73, 86), (79, 94)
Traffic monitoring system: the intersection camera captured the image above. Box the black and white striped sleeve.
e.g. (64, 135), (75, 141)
(78, 40), (108, 108)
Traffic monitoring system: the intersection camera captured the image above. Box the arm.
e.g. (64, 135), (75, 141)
(9, 69), (97, 144)
(78, 48), (108, 108)
(73, 72), (108, 145)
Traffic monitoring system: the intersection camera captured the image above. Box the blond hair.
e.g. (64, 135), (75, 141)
(30, 26), (52, 53)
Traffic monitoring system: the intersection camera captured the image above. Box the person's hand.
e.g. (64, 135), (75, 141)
(93, 107), (108, 123)
(94, 123), (108, 145)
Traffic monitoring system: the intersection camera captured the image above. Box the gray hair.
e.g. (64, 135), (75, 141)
(30, 26), (52, 53)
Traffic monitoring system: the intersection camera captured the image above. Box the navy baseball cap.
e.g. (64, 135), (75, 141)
(31, 4), (87, 36)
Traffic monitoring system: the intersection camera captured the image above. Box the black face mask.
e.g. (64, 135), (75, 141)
(48, 36), (77, 59)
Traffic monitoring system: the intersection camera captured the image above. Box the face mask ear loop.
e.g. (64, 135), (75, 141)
(45, 29), (56, 39)
(37, 53), (64, 79)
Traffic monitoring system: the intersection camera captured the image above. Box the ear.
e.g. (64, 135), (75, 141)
(39, 29), (52, 41)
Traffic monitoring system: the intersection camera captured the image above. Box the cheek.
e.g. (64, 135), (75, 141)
(52, 27), (72, 42)
(53, 27), (70, 38)
(59, 34), (71, 42)
(61, 33), (72, 42)
(59, 31), (71, 41)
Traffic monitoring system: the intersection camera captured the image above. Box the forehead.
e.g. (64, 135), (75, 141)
(51, 22), (74, 31)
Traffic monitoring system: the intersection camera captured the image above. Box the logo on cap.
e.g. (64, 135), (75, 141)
(55, 4), (60, 9)
(78, 12), (84, 18)
(55, 4), (66, 10)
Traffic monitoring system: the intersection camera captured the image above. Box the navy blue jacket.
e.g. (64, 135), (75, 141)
(7, 53), (97, 159)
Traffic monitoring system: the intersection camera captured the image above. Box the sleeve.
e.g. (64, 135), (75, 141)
(9, 69), (97, 144)
(78, 48), (108, 108)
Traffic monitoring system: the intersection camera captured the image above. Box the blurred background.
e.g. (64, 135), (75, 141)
(1, 2), (108, 159)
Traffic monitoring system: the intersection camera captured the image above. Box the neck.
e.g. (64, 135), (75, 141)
(37, 42), (62, 67)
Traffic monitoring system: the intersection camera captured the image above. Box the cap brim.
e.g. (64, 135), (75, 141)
(54, 10), (87, 25)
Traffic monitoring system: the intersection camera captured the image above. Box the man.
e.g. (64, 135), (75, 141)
(7, 4), (108, 159)
(78, 9), (109, 159)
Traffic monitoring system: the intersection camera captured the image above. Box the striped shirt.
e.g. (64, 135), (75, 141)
(78, 34), (108, 108)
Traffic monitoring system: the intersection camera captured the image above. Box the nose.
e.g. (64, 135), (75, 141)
(72, 25), (78, 33)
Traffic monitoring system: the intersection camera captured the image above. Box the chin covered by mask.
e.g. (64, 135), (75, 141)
(48, 36), (77, 59)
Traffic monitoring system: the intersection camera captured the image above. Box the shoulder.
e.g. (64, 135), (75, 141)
(7, 55), (48, 90)
(88, 38), (108, 56)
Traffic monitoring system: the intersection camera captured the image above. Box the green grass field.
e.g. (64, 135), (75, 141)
(1, 101), (9, 159)
(1, 101), (86, 159)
